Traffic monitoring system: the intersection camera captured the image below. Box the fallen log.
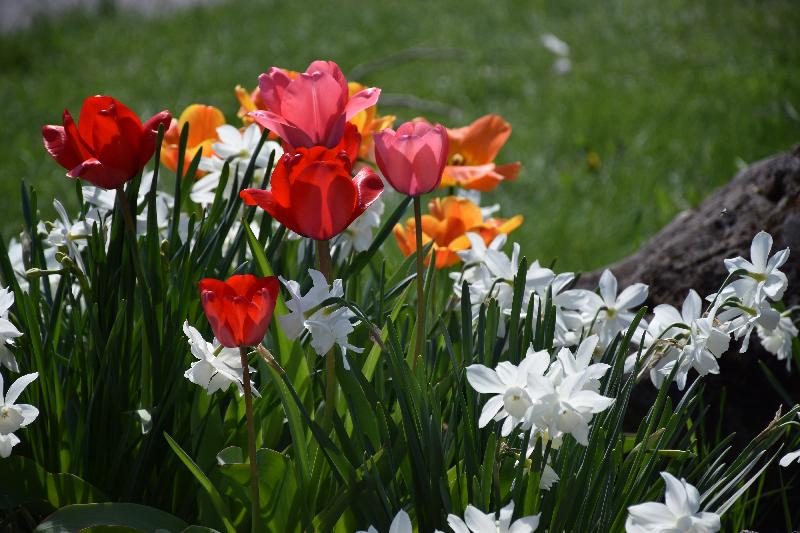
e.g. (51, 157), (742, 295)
(578, 146), (800, 447)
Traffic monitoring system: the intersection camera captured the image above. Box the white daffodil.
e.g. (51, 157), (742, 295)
(278, 269), (360, 356)
(757, 314), (798, 371)
(559, 269), (648, 348)
(780, 448), (800, 468)
(632, 290), (726, 389)
(711, 277), (780, 352)
(191, 125), (282, 206)
(0, 371), (39, 458)
(547, 335), (609, 392)
(45, 200), (97, 274)
(357, 509), (412, 533)
(453, 233), (566, 339)
(466, 349), (550, 436)
(182, 321), (255, 396)
(780, 417), (800, 468)
(305, 306), (362, 356)
(447, 502), (539, 533)
(654, 315), (730, 391)
(525, 371), (615, 446)
(333, 197), (384, 261)
(625, 472), (720, 533)
(0, 287), (23, 373)
(724, 231), (789, 302)
(84, 170), (177, 240)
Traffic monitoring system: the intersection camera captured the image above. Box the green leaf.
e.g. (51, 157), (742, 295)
(0, 456), (106, 510)
(164, 432), (236, 533)
(34, 503), (188, 532)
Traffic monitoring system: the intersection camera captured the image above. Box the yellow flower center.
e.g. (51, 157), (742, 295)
(450, 153), (465, 166)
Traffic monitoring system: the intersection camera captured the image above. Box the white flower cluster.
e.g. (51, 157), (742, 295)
(632, 231), (794, 389)
(11, 171), (181, 292)
(356, 503), (540, 533)
(454, 231), (797, 393)
(467, 335), (614, 450)
(192, 124), (282, 207)
(452, 233), (581, 345)
(279, 269), (362, 357)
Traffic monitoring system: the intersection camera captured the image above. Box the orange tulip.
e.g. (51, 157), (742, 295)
(347, 82), (395, 161)
(393, 196), (522, 268)
(440, 114), (521, 192)
(161, 104), (225, 176)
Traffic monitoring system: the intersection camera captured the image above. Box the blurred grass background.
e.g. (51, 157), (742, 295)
(0, 0), (798, 271)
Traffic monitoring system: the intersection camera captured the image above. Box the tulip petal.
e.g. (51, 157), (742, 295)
(178, 105), (225, 149)
(42, 125), (84, 172)
(345, 87), (381, 121)
(240, 189), (294, 228)
(249, 110), (315, 149)
(448, 114), (512, 165)
(140, 110), (173, 169)
(281, 71), (348, 147)
(258, 68), (293, 111)
(67, 158), (130, 190)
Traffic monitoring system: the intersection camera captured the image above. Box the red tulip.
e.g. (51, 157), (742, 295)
(240, 124), (383, 241)
(199, 274), (280, 348)
(42, 95), (171, 190)
(373, 121), (449, 196)
(250, 60), (380, 149)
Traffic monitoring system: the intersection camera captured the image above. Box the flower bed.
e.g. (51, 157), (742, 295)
(0, 59), (798, 532)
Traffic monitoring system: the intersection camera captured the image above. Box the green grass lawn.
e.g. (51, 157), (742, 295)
(1, 0), (798, 271)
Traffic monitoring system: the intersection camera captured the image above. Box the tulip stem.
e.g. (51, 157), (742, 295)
(413, 196), (426, 369)
(316, 240), (337, 424)
(115, 186), (150, 290)
(239, 346), (260, 532)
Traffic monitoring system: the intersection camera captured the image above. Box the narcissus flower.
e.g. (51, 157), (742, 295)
(0, 371), (39, 458)
(357, 509), (412, 533)
(198, 274), (280, 348)
(373, 121), (449, 196)
(447, 502), (540, 533)
(182, 321), (256, 396)
(250, 60), (380, 148)
(240, 124), (384, 241)
(161, 104), (225, 175)
(393, 196), (522, 268)
(440, 114), (521, 192)
(347, 81), (395, 160)
(625, 472), (720, 533)
(0, 287), (22, 373)
(42, 95), (171, 189)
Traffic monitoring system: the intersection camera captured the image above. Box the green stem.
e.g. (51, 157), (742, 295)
(316, 240), (337, 424)
(239, 347), (260, 532)
(413, 196), (426, 369)
(115, 186), (151, 294)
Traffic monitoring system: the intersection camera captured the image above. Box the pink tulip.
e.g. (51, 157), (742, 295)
(373, 121), (449, 196)
(250, 60), (380, 149)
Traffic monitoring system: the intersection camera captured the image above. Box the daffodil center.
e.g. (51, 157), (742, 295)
(1, 407), (9, 418)
(503, 387), (532, 418)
